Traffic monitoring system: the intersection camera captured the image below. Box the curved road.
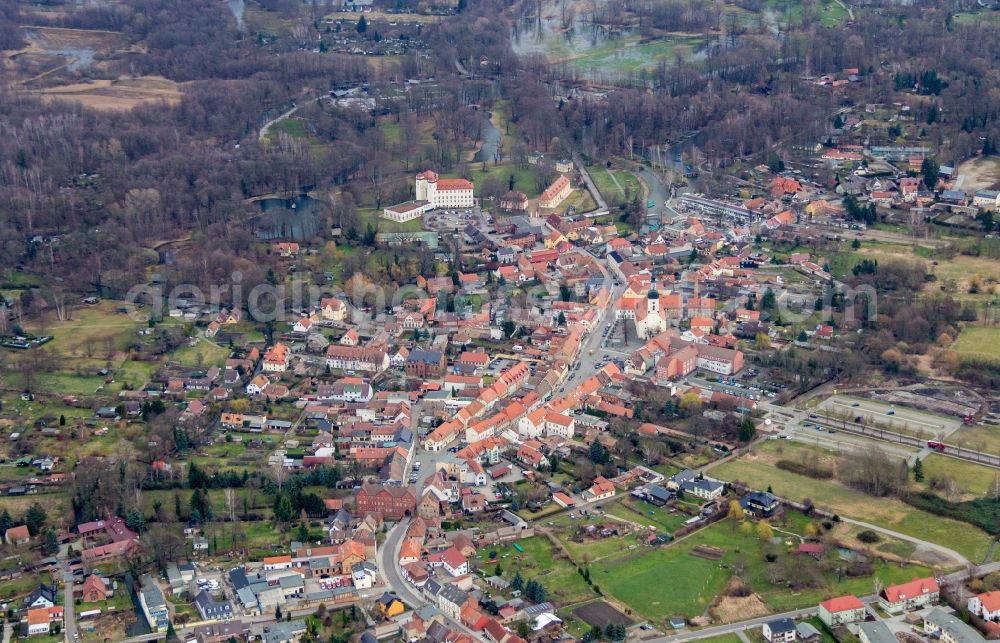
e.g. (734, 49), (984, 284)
(840, 516), (969, 567)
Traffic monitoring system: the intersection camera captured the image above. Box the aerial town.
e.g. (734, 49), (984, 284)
(1, 0), (1000, 642)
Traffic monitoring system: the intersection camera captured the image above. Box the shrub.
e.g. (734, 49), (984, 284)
(857, 530), (881, 544)
(776, 459), (833, 479)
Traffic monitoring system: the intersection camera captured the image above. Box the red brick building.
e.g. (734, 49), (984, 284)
(355, 485), (416, 519)
(404, 349), (447, 379)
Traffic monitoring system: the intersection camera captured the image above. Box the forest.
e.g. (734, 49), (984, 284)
(0, 0), (997, 309)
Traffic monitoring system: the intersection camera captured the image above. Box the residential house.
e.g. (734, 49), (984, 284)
(25, 585), (57, 610)
(583, 476), (616, 502)
(922, 608), (984, 643)
(262, 343), (290, 373)
(819, 595), (866, 627)
(26, 607), (62, 637)
(740, 490), (780, 518)
(680, 477), (725, 500)
(81, 575), (110, 603)
(439, 547), (469, 577)
(377, 593), (406, 618)
(5, 524), (30, 546)
(968, 591), (1000, 621)
(139, 574), (170, 633)
(763, 618), (797, 643)
(194, 589), (233, 622)
(352, 562), (378, 590)
(879, 577), (939, 613)
(859, 621), (898, 643)
(262, 555), (293, 571)
(262, 620), (307, 643)
(320, 297), (347, 322)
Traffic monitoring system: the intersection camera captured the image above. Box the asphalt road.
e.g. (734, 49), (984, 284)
(573, 153), (608, 213)
(59, 557), (76, 642)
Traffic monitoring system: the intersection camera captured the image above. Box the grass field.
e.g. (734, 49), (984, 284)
(170, 338), (231, 368)
(472, 163), (543, 198)
(356, 207), (423, 233)
(605, 497), (691, 534)
(589, 166), (641, 206)
(561, 35), (707, 75)
(954, 326), (1000, 364)
(591, 534), (730, 620)
(951, 424), (1000, 458)
(590, 518), (932, 623)
(764, 0), (849, 27)
(920, 454), (999, 499)
(698, 636), (743, 643)
(714, 449), (992, 561)
(560, 188), (598, 214)
(485, 536), (596, 605)
(27, 301), (142, 358)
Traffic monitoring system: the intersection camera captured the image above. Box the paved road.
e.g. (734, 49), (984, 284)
(809, 414), (1000, 469)
(573, 153), (608, 214)
(760, 398), (1000, 469)
(59, 557), (76, 642)
(378, 519), (483, 639)
(555, 255), (626, 394)
(642, 603), (829, 643)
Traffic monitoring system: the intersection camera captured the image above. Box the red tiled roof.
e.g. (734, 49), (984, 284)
(820, 595), (863, 613)
(883, 577), (939, 603)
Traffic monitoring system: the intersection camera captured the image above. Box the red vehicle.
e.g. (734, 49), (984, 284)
(927, 440), (946, 452)
(963, 414), (976, 425)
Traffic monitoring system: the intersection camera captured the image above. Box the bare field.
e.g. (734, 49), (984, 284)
(955, 156), (1000, 192)
(26, 76), (183, 110)
(324, 10), (444, 23)
(24, 25), (127, 51)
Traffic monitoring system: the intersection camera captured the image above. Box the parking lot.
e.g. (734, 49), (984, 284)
(422, 207), (484, 232)
(688, 369), (783, 402)
(817, 395), (961, 437)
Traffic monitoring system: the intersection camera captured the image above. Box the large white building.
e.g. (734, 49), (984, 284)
(381, 170), (475, 222)
(416, 170), (474, 208)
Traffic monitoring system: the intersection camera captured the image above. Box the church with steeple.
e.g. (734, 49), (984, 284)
(615, 274), (671, 340)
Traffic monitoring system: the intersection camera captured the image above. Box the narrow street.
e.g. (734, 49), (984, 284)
(59, 556), (76, 642)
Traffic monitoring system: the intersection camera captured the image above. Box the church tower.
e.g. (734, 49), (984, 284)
(647, 275), (659, 315)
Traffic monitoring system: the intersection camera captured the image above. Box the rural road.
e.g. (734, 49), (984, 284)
(258, 103), (301, 142)
(839, 516), (970, 567)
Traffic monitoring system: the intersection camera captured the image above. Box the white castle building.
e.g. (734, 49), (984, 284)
(382, 170), (475, 222)
(415, 170), (474, 209)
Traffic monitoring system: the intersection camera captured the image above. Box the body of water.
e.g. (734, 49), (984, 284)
(252, 194), (327, 241)
(473, 113), (502, 163)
